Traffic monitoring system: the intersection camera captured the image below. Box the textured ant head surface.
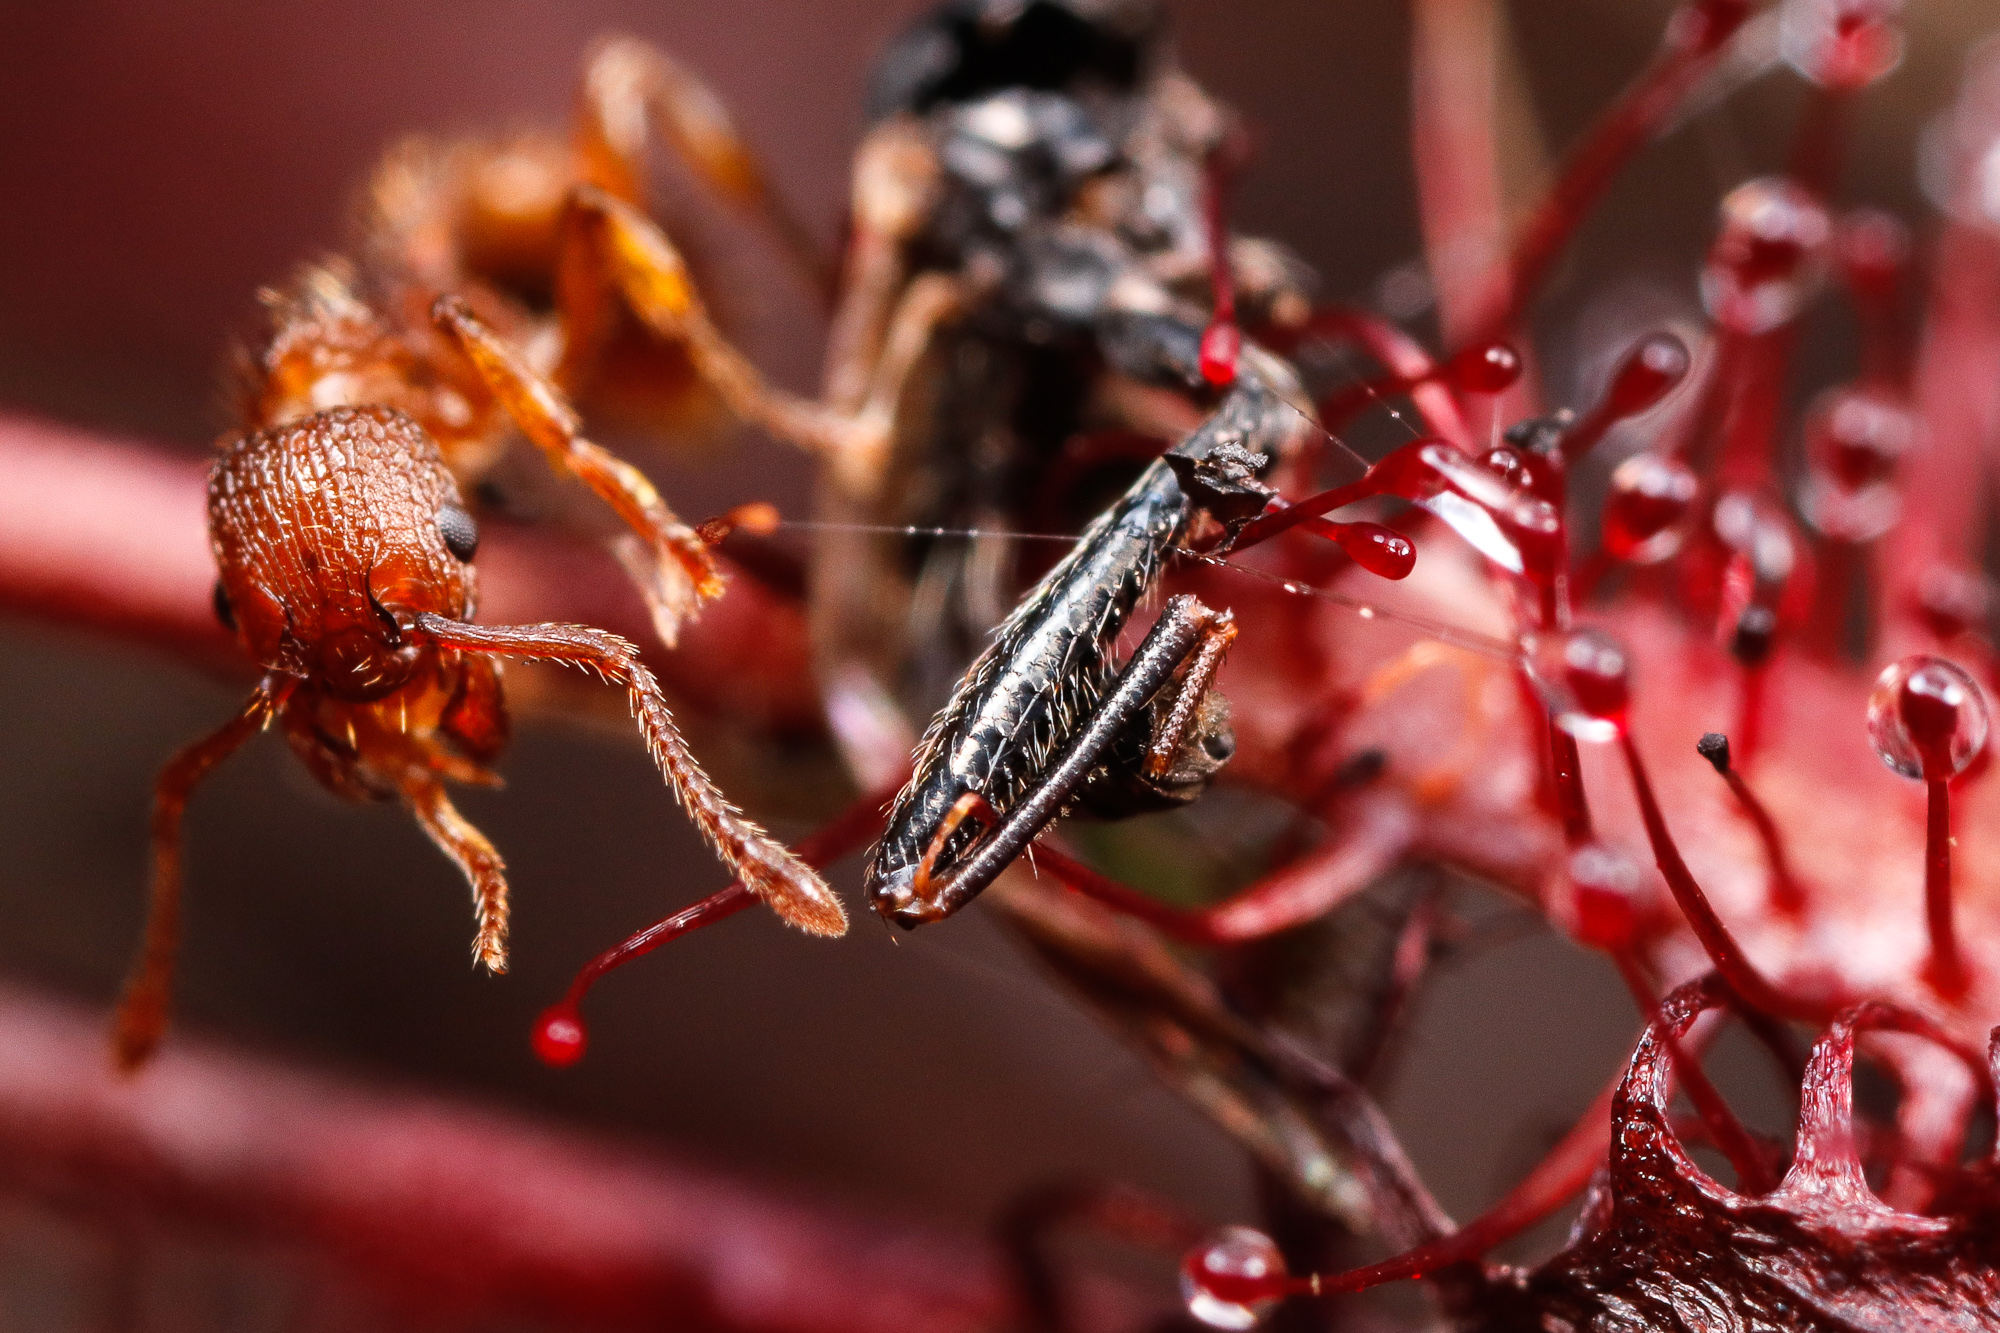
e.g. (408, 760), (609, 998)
(208, 404), (476, 702)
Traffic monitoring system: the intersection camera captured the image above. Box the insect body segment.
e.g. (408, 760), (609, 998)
(866, 358), (1295, 926)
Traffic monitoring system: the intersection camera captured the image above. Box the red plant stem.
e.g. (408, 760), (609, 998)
(1616, 732), (1803, 1019)
(1719, 766), (1804, 915)
(1611, 954), (1775, 1194)
(1734, 661), (1768, 769)
(1925, 777), (1966, 996)
(1410, 0), (1510, 348)
(0, 983), (1049, 1333)
(552, 787), (893, 1015)
(1286, 307), (1474, 448)
(1031, 794), (1416, 948)
(0, 412), (823, 734)
(1549, 719), (1594, 844)
(1465, 0), (1753, 346)
(1293, 1079), (1616, 1296)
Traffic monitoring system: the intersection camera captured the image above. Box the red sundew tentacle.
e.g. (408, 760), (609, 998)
(1548, 718), (1594, 844)
(1318, 341), (1521, 437)
(1714, 329), (1801, 490)
(1032, 795), (1417, 947)
(1558, 332), (1694, 465)
(1197, 128), (1250, 387)
(1696, 732), (1806, 915)
(1283, 307), (1474, 448)
(1835, 210), (1914, 392)
(1410, 0), (1512, 348)
(531, 786), (895, 1068)
(1887, 220), (2000, 649)
(1298, 518), (1417, 580)
(1616, 732), (1808, 1021)
(1465, 0), (1754, 346)
(1924, 778), (1966, 998)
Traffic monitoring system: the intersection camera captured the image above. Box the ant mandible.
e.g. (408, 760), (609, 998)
(113, 396), (843, 1070)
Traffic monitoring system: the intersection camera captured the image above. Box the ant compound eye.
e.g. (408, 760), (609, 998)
(211, 579), (236, 632)
(437, 503), (480, 562)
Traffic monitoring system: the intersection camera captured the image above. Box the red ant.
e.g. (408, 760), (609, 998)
(113, 396), (844, 1071)
(112, 34), (869, 1067)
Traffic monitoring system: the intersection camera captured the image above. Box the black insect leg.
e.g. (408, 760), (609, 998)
(1077, 608), (1239, 817)
(885, 594), (1235, 926)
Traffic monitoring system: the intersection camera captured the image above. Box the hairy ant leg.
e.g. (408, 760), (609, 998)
(410, 612), (845, 936)
(403, 773), (510, 971)
(430, 294), (719, 646)
(114, 674), (295, 1071)
(889, 595), (1237, 924)
(572, 36), (836, 299)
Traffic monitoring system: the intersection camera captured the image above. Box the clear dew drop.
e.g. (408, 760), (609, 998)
(1602, 452), (1700, 563)
(1526, 628), (1632, 743)
(1699, 178), (1832, 335)
(1181, 1227), (1288, 1330)
(1867, 655), (1990, 781)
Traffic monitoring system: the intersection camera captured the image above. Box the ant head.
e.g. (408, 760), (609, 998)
(209, 405), (479, 702)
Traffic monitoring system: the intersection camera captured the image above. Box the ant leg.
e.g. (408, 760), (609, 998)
(575, 37), (836, 299)
(113, 674), (294, 1070)
(431, 294), (719, 647)
(556, 187), (959, 489)
(554, 186), (855, 455)
(403, 774), (510, 973)
(412, 612), (846, 936)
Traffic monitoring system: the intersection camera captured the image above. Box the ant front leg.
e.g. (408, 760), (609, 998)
(885, 596), (1237, 926)
(114, 674), (295, 1070)
(431, 295), (718, 647)
(403, 773), (510, 973)
(411, 612), (847, 936)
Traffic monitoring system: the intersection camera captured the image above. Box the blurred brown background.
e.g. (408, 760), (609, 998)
(0, 0), (1992, 1310)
